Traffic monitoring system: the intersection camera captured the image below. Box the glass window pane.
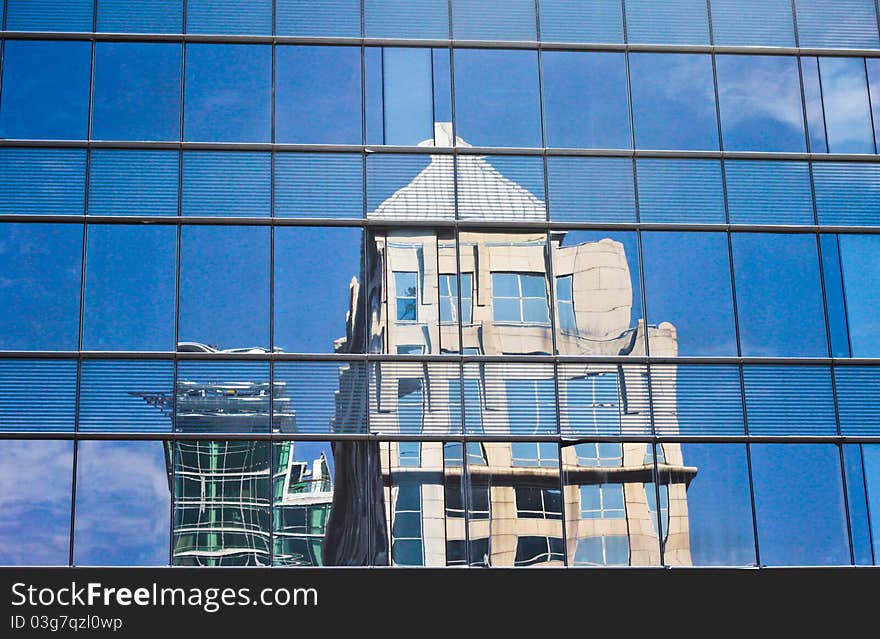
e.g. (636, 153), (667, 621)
(173, 441), (270, 565)
(179, 226), (270, 349)
(731, 233), (827, 357)
(185, 0), (271, 35)
(555, 231), (645, 356)
(629, 53), (718, 151)
(837, 235), (880, 357)
(636, 159), (725, 223)
(795, 0), (880, 49)
(6, 0), (92, 31)
(365, 0), (448, 39)
(182, 152), (270, 217)
(836, 367), (880, 436)
(74, 441), (171, 566)
(539, 0), (624, 43)
(820, 235), (852, 358)
(0, 360), (76, 432)
(814, 163), (880, 226)
(0, 441), (72, 565)
(641, 232), (736, 356)
(273, 362), (366, 434)
(843, 444), (875, 565)
(624, 0), (709, 45)
(651, 365), (744, 436)
(79, 360), (173, 433)
(274, 227), (364, 354)
(366, 48), (437, 146)
(278, 0), (360, 37)
(819, 58), (876, 155)
(547, 157), (635, 223)
(92, 42), (182, 141)
(0, 223), (82, 350)
(856, 445), (880, 564)
(750, 444), (850, 566)
(542, 52), (630, 149)
(276, 153), (363, 219)
(184, 44), (271, 143)
(715, 55), (806, 152)
(367, 154), (452, 221)
(709, 0), (795, 47)
(83, 225), (176, 351)
(457, 155), (546, 221)
(869, 60), (880, 147)
(0, 40), (91, 140)
(175, 361), (270, 434)
(369, 362), (459, 434)
(743, 366), (836, 436)
(801, 57), (828, 154)
(454, 49), (542, 147)
(97, 0), (183, 33)
(725, 160), (814, 225)
(88, 150), (178, 216)
(276, 46), (362, 145)
(452, 0), (536, 40)
(671, 444), (755, 566)
(0, 148), (86, 215)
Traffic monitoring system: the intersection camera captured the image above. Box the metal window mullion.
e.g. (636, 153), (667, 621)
(863, 57), (879, 154)
(815, 56), (831, 154)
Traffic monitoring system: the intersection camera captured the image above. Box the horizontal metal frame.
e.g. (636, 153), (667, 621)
(1, 351), (879, 365)
(3, 30), (880, 57)
(2, 215), (878, 235)
(1, 432), (879, 443)
(2, 138), (879, 161)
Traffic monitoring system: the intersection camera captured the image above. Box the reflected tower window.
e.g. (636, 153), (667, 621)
(394, 271), (419, 321)
(492, 272), (550, 324)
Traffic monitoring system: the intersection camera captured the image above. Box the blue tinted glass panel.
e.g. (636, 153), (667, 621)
(0, 40), (91, 140)
(709, 0), (795, 46)
(836, 368), (880, 436)
(367, 48), (435, 146)
(838, 234), (880, 357)
(743, 366), (836, 436)
(6, 0), (92, 31)
(564, 374), (622, 435)
(641, 232), (736, 356)
(0, 361), (76, 432)
(179, 226), (270, 350)
(92, 43), (181, 142)
(636, 160), (725, 223)
(276, 154), (364, 219)
(184, 44), (271, 143)
(675, 444), (755, 565)
(547, 157), (635, 223)
(277, 0), (361, 37)
(273, 362), (367, 433)
(79, 360), (174, 433)
(814, 163), (880, 226)
(0, 223), (82, 350)
(475, 364), (555, 435)
(725, 161), (814, 225)
(542, 52), (630, 149)
(715, 55), (806, 152)
(275, 46), (362, 145)
(83, 225), (177, 351)
(800, 57), (828, 154)
(182, 152), (270, 217)
(458, 156), (545, 221)
(97, 0), (183, 33)
(843, 445), (875, 565)
(820, 235), (852, 358)
(452, 0), (536, 40)
(625, 0), (709, 44)
(869, 60), (880, 147)
(74, 441), (170, 566)
(795, 0), (880, 49)
(860, 445), (880, 563)
(819, 58), (876, 155)
(454, 49), (542, 147)
(274, 227), (364, 354)
(0, 441), (72, 565)
(751, 444), (849, 567)
(539, 0), (624, 43)
(175, 362), (270, 434)
(186, 0), (271, 35)
(731, 233), (827, 357)
(88, 150), (178, 216)
(629, 54), (718, 151)
(651, 365), (744, 436)
(365, 0), (449, 39)
(0, 148), (85, 215)
(367, 154), (447, 219)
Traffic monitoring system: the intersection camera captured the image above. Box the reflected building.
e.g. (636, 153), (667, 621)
(329, 124), (697, 566)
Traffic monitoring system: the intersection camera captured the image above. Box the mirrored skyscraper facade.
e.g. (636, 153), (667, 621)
(1, 1), (880, 569)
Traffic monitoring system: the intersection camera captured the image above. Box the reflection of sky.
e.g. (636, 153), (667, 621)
(74, 441), (170, 566)
(838, 234), (880, 357)
(0, 441), (73, 565)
